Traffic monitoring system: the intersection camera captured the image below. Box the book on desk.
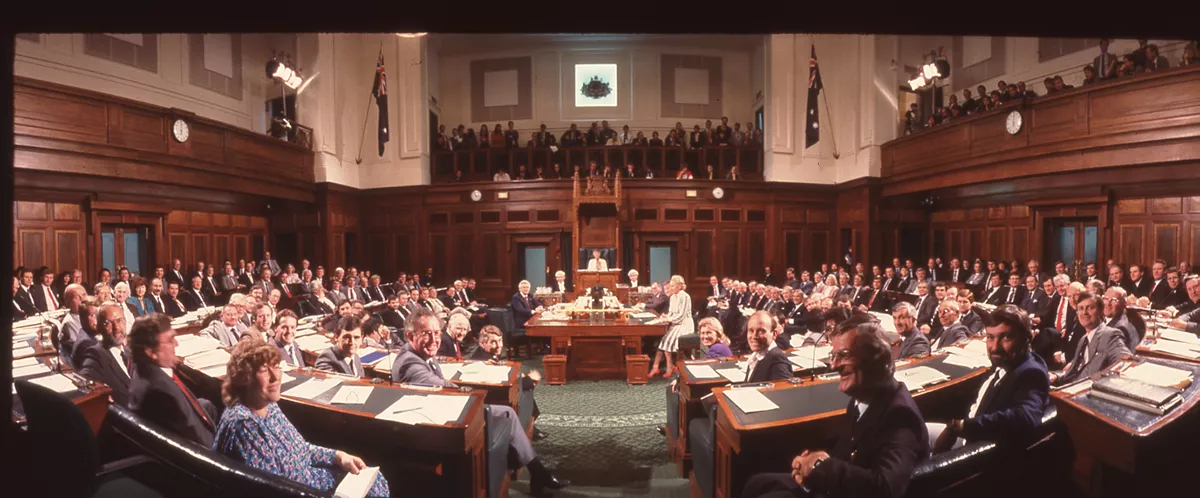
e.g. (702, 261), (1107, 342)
(1089, 375), (1184, 415)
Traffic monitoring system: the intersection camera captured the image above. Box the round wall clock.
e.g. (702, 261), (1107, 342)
(712, 187), (725, 199)
(470, 190), (483, 202)
(172, 119), (190, 143)
(1005, 110), (1023, 135)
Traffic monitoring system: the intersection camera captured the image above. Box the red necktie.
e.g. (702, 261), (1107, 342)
(172, 373), (213, 428)
(455, 342), (461, 360)
(1056, 297), (1068, 330)
(47, 288), (58, 309)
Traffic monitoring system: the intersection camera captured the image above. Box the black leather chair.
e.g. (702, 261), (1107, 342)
(14, 379), (162, 498)
(906, 406), (1063, 497)
(487, 307), (527, 359)
(688, 403), (718, 498)
(104, 403), (330, 498)
(483, 405), (515, 498)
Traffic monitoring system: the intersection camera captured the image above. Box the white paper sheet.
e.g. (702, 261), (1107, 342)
(13, 346), (36, 358)
(1149, 340), (1200, 359)
(894, 366), (950, 390)
(439, 363), (463, 380)
(176, 336), (222, 358)
(185, 349), (231, 370)
(724, 388), (779, 413)
(334, 466), (380, 498)
(199, 364), (229, 378)
(962, 340), (988, 357)
(457, 363), (511, 383)
(296, 334), (332, 352)
(373, 353), (398, 372)
(283, 378), (343, 400)
(330, 385), (375, 405)
(715, 367), (745, 383)
(1122, 362), (1193, 388)
(13, 363), (51, 378)
(942, 353), (991, 369)
(12, 330), (38, 343)
(375, 394), (471, 425)
(1159, 328), (1200, 346)
(29, 374), (80, 393)
(685, 364), (720, 379)
(12, 357), (40, 368)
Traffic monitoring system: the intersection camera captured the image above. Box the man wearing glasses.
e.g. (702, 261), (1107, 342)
(1101, 287), (1139, 350)
(742, 315), (929, 498)
(1049, 293), (1130, 386)
(931, 299), (971, 351)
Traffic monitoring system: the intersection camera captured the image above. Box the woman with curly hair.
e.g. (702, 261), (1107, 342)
(213, 338), (390, 497)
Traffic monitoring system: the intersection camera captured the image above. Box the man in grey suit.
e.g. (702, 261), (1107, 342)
(342, 276), (365, 304)
(203, 305), (245, 348)
(262, 251), (281, 275)
(1102, 286), (1140, 349)
(271, 310), (304, 368)
(57, 284), (89, 362)
(391, 308), (568, 495)
(315, 315), (365, 378)
(892, 302), (931, 360)
(932, 299), (972, 350)
(1051, 293), (1131, 386)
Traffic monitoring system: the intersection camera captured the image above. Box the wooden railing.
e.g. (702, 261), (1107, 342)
(880, 65), (1200, 197)
(430, 145), (764, 183)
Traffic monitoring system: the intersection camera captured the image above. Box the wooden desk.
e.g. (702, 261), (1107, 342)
(367, 355), (522, 415)
(177, 354), (491, 498)
(1049, 357), (1200, 497)
(575, 270), (621, 291)
(12, 357), (112, 435)
(524, 311), (667, 381)
(671, 355), (830, 476)
(707, 353), (987, 498)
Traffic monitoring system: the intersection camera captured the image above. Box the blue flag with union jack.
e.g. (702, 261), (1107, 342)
(805, 46), (823, 149)
(371, 52), (389, 156)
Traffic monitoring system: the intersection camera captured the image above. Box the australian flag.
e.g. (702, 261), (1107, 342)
(805, 46), (823, 149)
(372, 53), (389, 156)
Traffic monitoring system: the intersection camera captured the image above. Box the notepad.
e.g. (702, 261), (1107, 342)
(185, 349), (231, 370)
(1148, 340), (1200, 359)
(439, 362), (463, 380)
(895, 366), (950, 391)
(715, 367), (745, 383)
(13, 346), (36, 358)
(283, 378), (343, 400)
(685, 364), (721, 379)
(334, 466), (380, 498)
(942, 353), (991, 369)
(13, 363), (51, 379)
(330, 385), (375, 405)
(724, 388), (779, 413)
(12, 357), (40, 369)
(295, 334), (332, 351)
(1122, 363), (1194, 389)
(1158, 328), (1200, 346)
(29, 374), (79, 394)
(176, 336), (222, 358)
(376, 394), (470, 425)
(457, 363), (511, 383)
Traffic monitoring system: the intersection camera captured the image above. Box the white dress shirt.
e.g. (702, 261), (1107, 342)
(967, 367), (1004, 418)
(110, 346), (130, 378)
(587, 258), (609, 271)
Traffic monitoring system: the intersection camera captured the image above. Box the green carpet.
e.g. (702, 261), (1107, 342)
(508, 357), (690, 498)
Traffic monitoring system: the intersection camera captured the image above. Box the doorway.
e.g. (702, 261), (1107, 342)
(429, 110), (440, 151)
(1045, 218), (1098, 275)
(101, 225), (153, 277)
(518, 244), (549, 288)
(646, 242), (677, 285)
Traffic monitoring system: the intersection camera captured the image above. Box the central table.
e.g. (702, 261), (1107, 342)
(524, 310), (667, 381)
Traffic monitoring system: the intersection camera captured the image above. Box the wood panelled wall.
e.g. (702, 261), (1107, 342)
(165, 211), (268, 270)
(14, 201), (86, 274)
(1114, 196), (1200, 267)
(929, 205), (1033, 264)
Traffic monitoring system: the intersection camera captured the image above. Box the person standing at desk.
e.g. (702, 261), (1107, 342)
(391, 309), (568, 495)
(742, 321), (929, 498)
(586, 249), (609, 271)
(649, 275), (694, 378)
(214, 338), (390, 497)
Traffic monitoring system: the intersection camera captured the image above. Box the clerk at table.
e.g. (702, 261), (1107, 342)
(512, 280), (545, 326)
(742, 320), (929, 498)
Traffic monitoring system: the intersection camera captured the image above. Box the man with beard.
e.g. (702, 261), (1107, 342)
(75, 302), (134, 406)
(741, 317), (928, 498)
(927, 305), (1049, 453)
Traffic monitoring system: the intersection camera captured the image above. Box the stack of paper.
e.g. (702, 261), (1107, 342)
(199, 364), (229, 378)
(1122, 362), (1194, 389)
(788, 345), (833, 368)
(631, 312), (658, 320)
(330, 385), (375, 405)
(961, 340), (988, 358)
(283, 378), (343, 400)
(375, 394), (471, 425)
(724, 388), (779, 413)
(295, 334), (332, 352)
(457, 363), (511, 383)
(29, 374), (80, 393)
(13, 344), (36, 359)
(895, 366), (951, 391)
(12, 329), (39, 343)
(1159, 328), (1200, 346)
(176, 336), (222, 358)
(13, 357), (40, 369)
(685, 364), (720, 379)
(185, 349), (231, 370)
(942, 352), (991, 369)
(13, 363), (51, 379)
(334, 466), (380, 498)
(1148, 340), (1200, 359)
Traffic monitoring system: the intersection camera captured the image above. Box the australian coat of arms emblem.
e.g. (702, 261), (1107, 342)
(580, 76), (612, 100)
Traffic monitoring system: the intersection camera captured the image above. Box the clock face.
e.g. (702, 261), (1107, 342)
(470, 190), (483, 202)
(1005, 111), (1022, 135)
(172, 119), (190, 142)
(712, 187), (725, 199)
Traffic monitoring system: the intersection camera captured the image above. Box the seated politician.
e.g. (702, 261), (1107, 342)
(1049, 292), (1131, 386)
(927, 305), (1049, 453)
(390, 308), (568, 494)
(75, 302), (133, 406)
(743, 311), (796, 383)
(473, 324), (549, 441)
(437, 311), (472, 360)
(511, 280), (545, 327)
(742, 319), (929, 498)
(128, 313), (220, 448)
(270, 310), (304, 368)
(892, 302), (931, 360)
(214, 338), (390, 497)
(314, 315), (366, 378)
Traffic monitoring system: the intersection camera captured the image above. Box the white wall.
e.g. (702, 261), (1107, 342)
(15, 33), (297, 134)
(437, 42), (756, 138)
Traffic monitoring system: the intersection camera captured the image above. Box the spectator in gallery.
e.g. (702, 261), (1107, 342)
(624, 163), (638, 179)
(505, 121), (520, 148)
(560, 123), (582, 146)
(463, 127), (479, 149)
(1082, 65), (1097, 86)
(1043, 77), (1057, 96)
(731, 122), (745, 145)
(493, 168), (511, 182)
(649, 131), (663, 147)
(665, 129), (681, 147)
(534, 166), (545, 180)
(450, 127), (463, 149)
(602, 164), (614, 178)
(705, 164), (717, 180)
(478, 124), (491, 148)
(947, 94), (961, 115)
(1181, 43), (1198, 67)
(436, 124), (451, 150)
(514, 164), (529, 181)
(1005, 84), (1022, 101)
(676, 165), (694, 180)
(586, 121), (600, 146)
(747, 122), (763, 144)
(726, 165), (741, 181)
(904, 103), (920, 134)
(1094, 38), (1119, 80)
(452, 169), (465, 182)
(1053, 75), (1074, 92)
(960, 88), (977, 114)
(989, 91), (1003, 108)
(619, 125), (633, 145)
(975, 84), (988, 105)
(996, 80), (1009, 100)
(1117, 55), (1137, 77)
(689, 124), (705, 150)
(588, 161), (600, 177)
(631, 131), (648, 146)
(536, 123), (555, 148)
(549, 163), (563, 179)
(1018, 81), (1036, 98)
(1143, 44), (1169, 72)
(490, 123), (505, 148)
(526, 131), (538, 148)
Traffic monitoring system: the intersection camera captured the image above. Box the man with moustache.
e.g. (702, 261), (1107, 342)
(741, 318), (928, 498)
(75, 302), (134, 406)
(927, 305), (1049, 454)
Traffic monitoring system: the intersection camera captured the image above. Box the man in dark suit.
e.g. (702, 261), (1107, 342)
(1127, 264), (1153, 299)
(948, 258), (968, 284)
(166, 259), (187, 288)
(315, 315), (366, 378)
(364, 275), (387, 303)
(75, 302), (133, 406)
(847, 274), (871, 309)
(913, 281), (938, 330)
(892, 302), (931, 360)
(255, 265), (275, 298)
(982, 273), (1004, 305)
(437, 313), (471, 360)
(1051, 293), (1131, 386)
(932, 299), (972, 350)
(1102, 287), (1140, 349)
(147, 278), (170, 320)
(881, 267), (899, 293)
(261, 251), (281, 275)
(14, 272), (39, 318)
(930, 305), (1049, 452)
(926, 258), (940, 284)
(762, 266), (777, 287)
(238, 261), (256, 288)
(181, 276), (211, 311)
(1148, 260), (1170, 307)
(958, 292), (984, 335)
(743, 311), (795, 382)
(392, 308), (568, 494)
(1143, 44), (1169, 72)
(217, 261), (240, 300)
(1020, 275), (1050, 318)
(162, 282), (189, 318)
(991, 273), (1026, 306)
(863, 277), (889, 313)
(1093, 39), (1119, 80)
(128, 313), (218, 447)
(742, 319), (928, 498)
(377, 293), (410, 331)
(512, 280), (544, 327)
(1108, 264), (1134, 296)
(31, 268), (60, 313)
